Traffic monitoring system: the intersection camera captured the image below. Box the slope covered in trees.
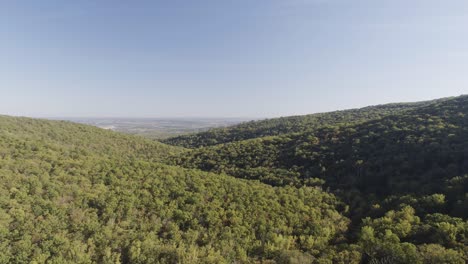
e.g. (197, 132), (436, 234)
(166, 96), (468, 262)
(0, 115), (183, 162)
(0, 115), (352, 263)
(1, 96), (467, 263)
(170, 96), (468, 203)
(162, 98), (450, 148)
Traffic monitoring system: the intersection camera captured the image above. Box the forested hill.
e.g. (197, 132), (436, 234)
(0, 115), (183, 162)
(0, 115), (351, 263)
(1, 97), (467, 263)
(162, 97), (452, 148)
(167, 95), (468, 262)
(170, 96), (468, 215)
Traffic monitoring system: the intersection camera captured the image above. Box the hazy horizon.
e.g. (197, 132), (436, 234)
(16, 94), (466, 120)
(1, 1), (468, 118)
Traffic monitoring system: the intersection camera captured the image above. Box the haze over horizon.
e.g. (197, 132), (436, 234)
(1, 0), (468, 118)
(22, 94), (468, 120)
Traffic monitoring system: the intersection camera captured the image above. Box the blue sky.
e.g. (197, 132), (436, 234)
(1, 0), (467, 118)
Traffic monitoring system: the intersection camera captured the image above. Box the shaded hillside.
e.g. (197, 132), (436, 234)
(170, 96), (468, 218)
(163, 98), (451, 148)
(165, 96), (468, 262)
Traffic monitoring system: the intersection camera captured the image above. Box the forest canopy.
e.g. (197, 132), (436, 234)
(1, 96), (467, 263)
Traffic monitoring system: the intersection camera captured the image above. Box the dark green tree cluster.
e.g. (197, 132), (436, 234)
(170, 97), (468, 209)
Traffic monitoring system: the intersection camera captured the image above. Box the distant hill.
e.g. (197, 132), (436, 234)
(169, 95), (468, 214)
(162, 97), (452, 148)
(166, 96), (468, 262)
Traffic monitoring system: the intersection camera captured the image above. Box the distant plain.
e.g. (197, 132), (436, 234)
(55, 117), (252, 139)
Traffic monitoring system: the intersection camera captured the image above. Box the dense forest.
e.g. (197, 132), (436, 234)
(165, 96), (468, 262)
(1, 96), (467, 263)
(162, 97), (451, 148)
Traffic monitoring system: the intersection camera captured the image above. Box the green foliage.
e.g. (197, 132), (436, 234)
(359, 207), (467, 264)
(170, 96), (468, 217)
(165, 95), (468, 262)
(0, 116), (348, 263)
(163, 97), (451, 148)
(0, 115), (183, 162)
(418, 244), (465, 264)
(1, 95), (468, 263)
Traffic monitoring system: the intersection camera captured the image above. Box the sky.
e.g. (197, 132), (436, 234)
(0, 0), (467, 118)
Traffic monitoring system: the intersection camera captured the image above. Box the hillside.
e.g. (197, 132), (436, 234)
(0, 115), (184, 162)
(173, 96), (468, 192)
(170, 96), (468, 211)
(162, 98), (451, 148)
(0, 115), (352, 263)
(167, 96), (468, 262)
(1, 97), (467, 263)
